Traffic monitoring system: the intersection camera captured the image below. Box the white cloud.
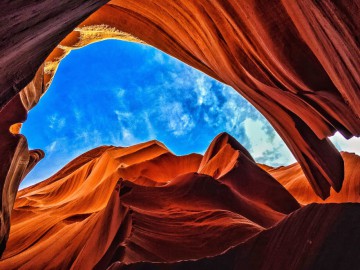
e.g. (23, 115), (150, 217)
(45, 141), (57, 153)
(160, 102), (195, 136)
(115, 110), (132, 122)
(76, 131), (89, 142)
(194, 75), (218, 106)
(142, 112), (156, 138)
(330, 132), (360, 155)
(73, 108), (83, 122)
(114, 110), (150, 146)
(120, 127), (138, 145)
(153, 52), (165, 64)
(74, 129), (103, 148)
(242, 118), (296, 165)
(48, 114), (66, 131)
(172, 114), (194, 136)
(116, 88), (126, 98)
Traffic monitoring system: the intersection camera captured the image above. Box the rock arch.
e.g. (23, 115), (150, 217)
(0, 0), (359, 253)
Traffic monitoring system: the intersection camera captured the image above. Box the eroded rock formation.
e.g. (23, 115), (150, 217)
(0, 89), (44, 254)
(77, 1), (360, 200)
(0, 0), (359, 261)
(265, 152), (360, 205)
(0, 134), (359, 269)
(121, 204), (360, 270)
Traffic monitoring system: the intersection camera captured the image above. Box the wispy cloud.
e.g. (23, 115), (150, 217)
(153, 51), (165, 64)
(48, 114), (66, 131)
(115, 110), (132, 122)
(160, 101), (195, 136)
(330, 132), (360, 155)
(116, 88), (126, 98)
(242, 118), (295, 166)
(45, 141), (58, 153)
(75, 129), (102, 146)
(194, 75), (218, 106)
(23, 40), (358, 189)
(120, 127), (139, 145)
(142, 111), (156, 138)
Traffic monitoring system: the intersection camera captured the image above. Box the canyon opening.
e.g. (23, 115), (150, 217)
(0, 1), (359, 269)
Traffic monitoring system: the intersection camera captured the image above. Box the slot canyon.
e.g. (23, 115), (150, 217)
(0, 1), (359, 269)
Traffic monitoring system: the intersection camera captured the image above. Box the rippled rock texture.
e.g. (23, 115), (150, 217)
(0, 0), (359, 266)
(0, 133), (359, 269)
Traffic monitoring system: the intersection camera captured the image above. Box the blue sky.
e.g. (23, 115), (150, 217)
(21, 40), (360, 188)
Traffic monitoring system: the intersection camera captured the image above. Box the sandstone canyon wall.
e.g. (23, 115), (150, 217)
(0, 0), (359, 264)
(0, 134), (359, 269)
(20, 1), (360, 200)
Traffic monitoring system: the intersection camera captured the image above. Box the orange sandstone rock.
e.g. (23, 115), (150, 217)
(266, 152), (360, 205)
(1, 134), (359, 269)
(0, 0), (359, 259)
(0, 134), (298, 269)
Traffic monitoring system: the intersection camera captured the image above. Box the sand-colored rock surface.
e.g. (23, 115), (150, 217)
(199, 133), (300, 215)
(0, 0), (359, 263)
(31, 0), (360, 200)
(1, 134), (359, 269)
(265, 152), (360, 205)
(1, 1), (359, 206)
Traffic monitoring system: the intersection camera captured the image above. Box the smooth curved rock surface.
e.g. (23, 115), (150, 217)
(0, 92), (45, 255)
(0, 0), (359, 202)
(199, 133), (300, 214)
(119, 203), (360, 270)
(0, 134), (305, 269)
(1, 135), (360, 269)
(36, 0), (360, 199)
(0, 0), (359, 259)
(265, 152), (360, 205)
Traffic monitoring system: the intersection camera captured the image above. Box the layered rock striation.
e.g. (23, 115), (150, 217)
(0, 0), (359, 260)
(0, 134), (359, 269)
